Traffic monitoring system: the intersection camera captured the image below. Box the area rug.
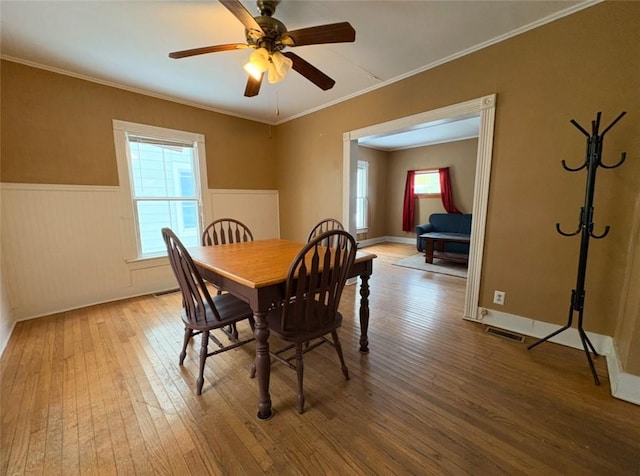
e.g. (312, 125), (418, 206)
(393, 253), (468, 278)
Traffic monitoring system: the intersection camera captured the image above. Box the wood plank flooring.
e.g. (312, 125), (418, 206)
(2, 243), (639, 475)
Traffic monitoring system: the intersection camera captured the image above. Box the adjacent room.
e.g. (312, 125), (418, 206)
(2, 1), (639, 474)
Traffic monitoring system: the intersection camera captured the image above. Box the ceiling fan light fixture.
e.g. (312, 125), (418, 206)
(243, 47), (269, 80)
(267, 51), (292, 84)
(170, 0), (355, 97)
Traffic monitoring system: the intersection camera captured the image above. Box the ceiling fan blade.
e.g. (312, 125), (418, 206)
(169, 44), (248, 59)
(281, 22), (355, 47)
(282, 52), (335, 91)
(219, 0), (264, 34)
(244, 73), (263, 97)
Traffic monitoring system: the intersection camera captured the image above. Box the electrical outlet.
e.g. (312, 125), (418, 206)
(493, 290), (505, 305)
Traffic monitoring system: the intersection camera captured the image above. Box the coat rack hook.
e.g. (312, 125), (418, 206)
(600, 151), (626, 169)
(570, 119), (590, 138)
(561, 159), (588, 172)
(590, 225), (610, 239)
(556, 222), (581, 237)
(601, 111), (627, 137)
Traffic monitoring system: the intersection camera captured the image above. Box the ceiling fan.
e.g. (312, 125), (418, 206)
(168, 0), (356, 97)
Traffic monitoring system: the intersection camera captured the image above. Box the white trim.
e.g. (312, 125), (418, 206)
(10, 287), (178, 325)
(478, 308), (611, 353)
(0, 321), (17, 359)
(477, 307), (640, 406)
(606, 344), (640, 405)
(465, 97), (496, 320)
(209, 188), (279, 195)
(357, 236), (388, 248)
(383, 236), (415, 245)
(356, 160), (369, 230)
(0, 182), (119, 193)
(343, 94), (496, 322)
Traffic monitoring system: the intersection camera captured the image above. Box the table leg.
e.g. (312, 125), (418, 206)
(358, 274), (371, 353)
(253, 310), (273, 420)
(425, 238), (435, 264)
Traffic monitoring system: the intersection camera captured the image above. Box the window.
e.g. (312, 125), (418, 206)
(414, 169), (441, 197)
(356, 161), (368, 231)
(113, 121), (209, 260)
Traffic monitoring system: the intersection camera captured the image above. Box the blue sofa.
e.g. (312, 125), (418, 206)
(415, 213), (472, 254)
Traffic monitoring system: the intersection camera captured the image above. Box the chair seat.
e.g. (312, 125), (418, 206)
(181, 293), (253, 331)
(267, 303), (343, 343)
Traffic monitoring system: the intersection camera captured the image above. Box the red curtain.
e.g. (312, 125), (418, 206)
(402, 170), (416, 232)
(439, 167), (462, 214)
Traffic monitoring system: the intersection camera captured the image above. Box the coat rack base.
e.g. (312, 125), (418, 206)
(528, 289), (601, 385)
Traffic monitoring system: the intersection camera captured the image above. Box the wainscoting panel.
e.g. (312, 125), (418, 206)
(209, 189), (280, 239)
(0, 184), (279, 357)
(1, 184), (142, 321)
(1, 185), (280, 330)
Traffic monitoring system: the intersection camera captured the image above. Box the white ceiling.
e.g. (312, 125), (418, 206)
(359, 115), (481, 151)
(1, 0), (592, 128)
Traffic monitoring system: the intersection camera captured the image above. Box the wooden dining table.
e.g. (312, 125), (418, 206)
(188, 238), (376, 420)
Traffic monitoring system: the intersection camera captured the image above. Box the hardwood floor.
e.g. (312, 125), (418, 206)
(2, 242), (639, 475)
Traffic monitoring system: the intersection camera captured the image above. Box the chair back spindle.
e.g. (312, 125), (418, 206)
(202, 218), (253, 246)
(306, 218), (344, 243)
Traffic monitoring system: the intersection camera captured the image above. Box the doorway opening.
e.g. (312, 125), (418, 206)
(342, 94), (496, 320)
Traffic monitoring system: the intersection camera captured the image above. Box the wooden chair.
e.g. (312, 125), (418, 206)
(162, 227), (255, 395)
(201, 218), (254, 337)
(252, 229), (357, 414)
(202, 218), (253, 246)
(306, 218), (344, 242)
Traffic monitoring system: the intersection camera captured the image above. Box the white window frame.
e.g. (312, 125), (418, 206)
(113, 120), (211, 262)
(414, 169), (441, 197)
(355, 160), (368, 232)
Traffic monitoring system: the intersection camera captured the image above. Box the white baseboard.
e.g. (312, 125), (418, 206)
(476, 308), (639, 406)
(358, 236), (416, 248)
(357, 236), (387, 247)
(477, 308), (611, 353)
(0, 321), (17, 359)
(606, 342), (640, 405)
(384, 236), (416, 245)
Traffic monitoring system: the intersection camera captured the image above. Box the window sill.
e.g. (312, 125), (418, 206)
(125, 255), (170, 270)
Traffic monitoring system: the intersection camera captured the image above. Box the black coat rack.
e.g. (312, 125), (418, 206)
(528, 111), (627, 385)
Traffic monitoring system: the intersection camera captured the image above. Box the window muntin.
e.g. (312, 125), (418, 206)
(414, 169), (441, 197)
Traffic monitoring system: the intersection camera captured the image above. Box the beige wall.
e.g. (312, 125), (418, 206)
(356, 146), (388, 239)
(387, 139), (477, 237)
(1, 61), (276, 189)
(275, 2), (640, 373)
